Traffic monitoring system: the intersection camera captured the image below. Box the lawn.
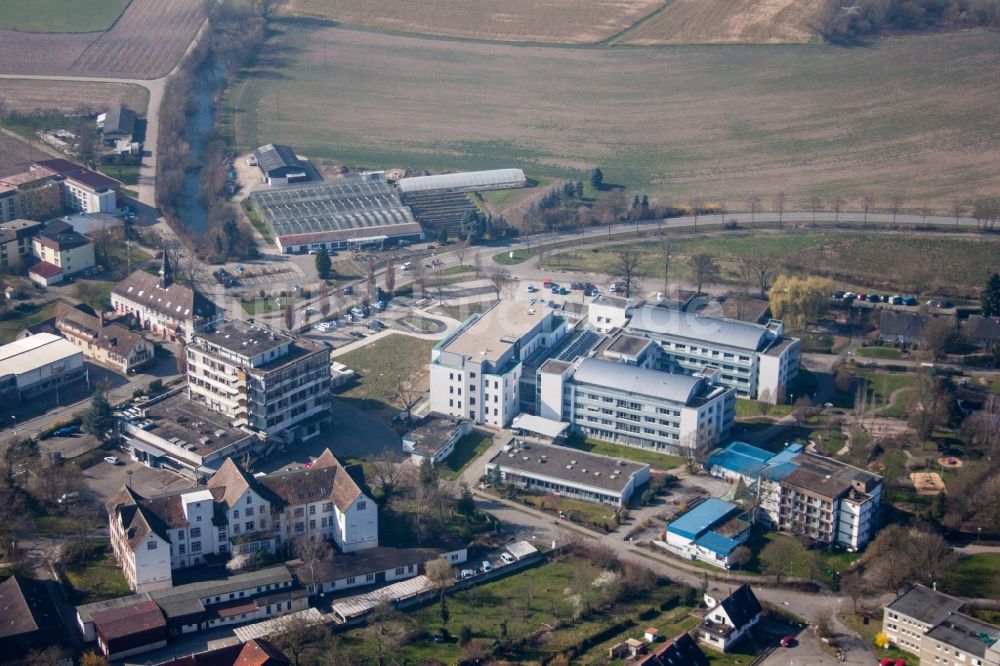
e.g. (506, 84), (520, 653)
(744, 530), (861, 586)
(521, 492), (617, 529)
(230, 25), (1000, 216)
(563, 435), (684, 471)
(35, 513), (104, 537)
(330, 555), (696, 664)
(855, 346), (903, 360)
(735, 398), (794, 420)
(839, 612), (914, 664)
(336, 334), (436, 410)
(98, 164), (140, 186)
(855, 371), (918, 417)
(493, 248), (539, 266)
(0, 0), (130, 33)
(64, 542), (132, 604)
(239, 297), (283, 315)
(242, 198), (274, 244)
(0, 299), (57, 344)
(941, 553), (1000, 600)
(439, 431), (493, 481)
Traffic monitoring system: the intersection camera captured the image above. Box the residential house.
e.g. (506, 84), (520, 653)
(290, 545), (468, 596)
(626, 304), (800, 404)
(0, 170), (62, 223)
(536, 356), (736, 457)
(21, 302), (153, 373)
(663, 498), (752, 569)
(107, 451), (378, 590)
(883, 584), (1000, 664)
(29, 219), (95, 285)
(100, 105), (138, 153)
(0, 218), (43, 271)
(111, 254), (220, 342)
(187, 320), (332, 441)
(698, 584), (762, 652)
(0, 576), (64, 657)
(430, 300), (569, 428)
(154, 638), (290, 666)
(402, 416), (472, 466)
(879, 310), (953, 346)
(636, 633), (710, 666)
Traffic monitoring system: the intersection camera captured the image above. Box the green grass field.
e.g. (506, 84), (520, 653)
(229, 24), (1000, 210)
(564, 436), (684, 470)
(942, 553), (1000, 600)
(0, 0), (131, 33)
(439, 431), (493, 481)
(542, 231), (1000, 295)
(64, 542), (132, 604)
(336, 334), (436, 409)
(735, 398), (794, 420)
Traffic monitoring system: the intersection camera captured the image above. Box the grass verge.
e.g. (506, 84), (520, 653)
(563, 435), (684, 470)
(439, 431), (493, 481)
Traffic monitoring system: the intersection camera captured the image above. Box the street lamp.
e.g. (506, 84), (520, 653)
(978, 527), (982, 542)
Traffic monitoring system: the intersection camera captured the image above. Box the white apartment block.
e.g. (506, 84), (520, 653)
(884, 584), (1000, 666)
(187, 320), (332, 441)
(626, 305), (800, 404)
(107, 451), (377, 591)
(430, 301), (568, 427)
(757, 451), (882, 551)
(537, 356), (736, 457)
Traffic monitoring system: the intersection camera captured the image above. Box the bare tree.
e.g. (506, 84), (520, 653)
(831, 195), (845, 222)
(366, 257), (376, 301)
(454, 240), (468, 268)
(487, 268), (515, 300)
(472, 250), (483, 278)
(920, 205), (932, 224)
(366, 603), (406, 666)
(369, 453), (405, 502)
(658, 237), (672, 295)
(318, 282), (330, 318)
(691, 198), (703, 230)
(749, 195), (761, 228)
(267, 612), (328, 666)
(383, 255), (395, 297)
(889, 194), (904, 225)
(952, 201), (965, 225)
(411, 256), (427, 297)
(283, 301), (295, 331)
(807, 194), (822, 226)
(861, 193), (875, 226)
(392, 377), (422, 425)
(689, 253), (720, 295)
(293, 535), (333, 595)
(773, 192), (786, 228)
(425, 557), (454, 625)
(611, 248), (642, 298)
(736, 254), (775, 296)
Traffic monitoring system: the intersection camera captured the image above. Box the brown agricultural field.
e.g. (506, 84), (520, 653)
(0, 131), (37, 177)
(283, 0), (665, 44)
(230, 25), (1000, 210)
(0, 0), (206, 78)
(618, 0), (825, 44)
(0, 81), (149, 114)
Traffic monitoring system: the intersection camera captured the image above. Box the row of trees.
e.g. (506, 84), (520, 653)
(816, 0), (1000, 43)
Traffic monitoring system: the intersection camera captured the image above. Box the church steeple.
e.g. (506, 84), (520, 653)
(159, 248), (174, 289)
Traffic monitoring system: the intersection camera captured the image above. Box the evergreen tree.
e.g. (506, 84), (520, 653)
(575, 180), (584, 198)
(314, 249), (332, 279)
(982, 273), (1000, 316)
(83, 391), (114, 441)
(419, 457), (438, 486)
(437, 228), (449, 245)
(589, 167), (604, 189)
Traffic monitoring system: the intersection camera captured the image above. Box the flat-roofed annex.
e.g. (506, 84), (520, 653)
(439, 301), (545, 363)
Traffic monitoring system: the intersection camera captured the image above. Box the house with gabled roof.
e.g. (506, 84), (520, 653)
(637, 633), (710, 666)
(107, 450), (377, 591)
(698, 584), (762, 652)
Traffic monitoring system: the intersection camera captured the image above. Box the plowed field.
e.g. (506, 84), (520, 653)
(0, 80), (148, 114)
(618, 0), (825, 44)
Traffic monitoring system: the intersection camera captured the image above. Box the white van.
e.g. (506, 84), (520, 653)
(500, 552), (515, 565)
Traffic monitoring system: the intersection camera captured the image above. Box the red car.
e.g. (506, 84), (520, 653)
(780, 636), (795, 648)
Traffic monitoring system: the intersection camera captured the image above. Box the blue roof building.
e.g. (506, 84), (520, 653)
(663, 498), (751, 569)
(707, 442), (805, 483)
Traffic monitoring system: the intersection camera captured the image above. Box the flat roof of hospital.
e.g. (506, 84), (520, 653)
(488, 441), (648, 494)
(439, 301), (546, 363)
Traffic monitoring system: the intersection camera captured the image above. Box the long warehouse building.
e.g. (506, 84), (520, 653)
(396, 168), (526, 194)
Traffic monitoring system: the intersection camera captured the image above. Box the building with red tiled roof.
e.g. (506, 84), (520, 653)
(156, 638), (290, 666)
(29, 218), (95, 285)
(31, 158), (121, 214)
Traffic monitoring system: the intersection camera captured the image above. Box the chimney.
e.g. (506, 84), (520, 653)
(99, 311), (105, 328)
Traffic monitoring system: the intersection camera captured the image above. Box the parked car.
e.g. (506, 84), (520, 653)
(343, 286), (354, 295)
(780, 636), (795, 648)
(890, 296), (903, 305)
(927, 299), (954, 308)
(481, 560), (492, 573)
(52, 425), (79, 437)
(527, 284), (537, 292)
(902, 295), (918, 306)
(368, 320), (385, 331)
(500, 552), (516, 565)
(350, 331), (366, 340)
(57, 492), (80, 504)
(461, 569), (475, 579)
(558, 287), (568, 295)
(867, 293), (880, 303)
(831, 290), (845, 299)
(550, 285), (560, 294)
(103, 456), (120, 465)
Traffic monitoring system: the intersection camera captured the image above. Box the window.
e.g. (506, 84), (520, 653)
(179, 544), (187, 554)
(357, 501), (366, 511)
(309, 505), (316, 515)
(395, 567), (406, 575)
(246, 507), (254, 516)
(177, 531), (185, 540)
(147, 541), (157, 550)
(366, 573), (375, 582)
(247, 495), (252, 505)
(246, 521), (254, 531)
(233, 510), (239, 519)
(190, 527), (201, 538)
(191, 541), (202, 553)
(346, 577), (356, 584)
(323, 502), (333, 512)
(294, 507), (304, 518)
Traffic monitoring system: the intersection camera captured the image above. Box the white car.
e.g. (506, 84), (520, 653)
(57, 492), (80, 504)
(103, 456), (120, 465)
(481, 560), (492, 573)
(500, 552), (515, 565)
(461, 569), (476, 579)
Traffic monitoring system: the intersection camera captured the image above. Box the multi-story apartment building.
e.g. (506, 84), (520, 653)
(707, 441), (882, 550)
(111, 254), (220, 342)
(0, 171), (62, 223)
(536, 356), (736, 457)
(32, 159), (120, 214)
(29, 219), (95, 285)
(884, 584), (1000, 666)
(0, 218), (43, 270)
(187, 320), (331, 441)
(429, 300), (569, 427)
(758, 450), (882, 550)
(626, 304), (800, 404)
(107, 450), (377, 591)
